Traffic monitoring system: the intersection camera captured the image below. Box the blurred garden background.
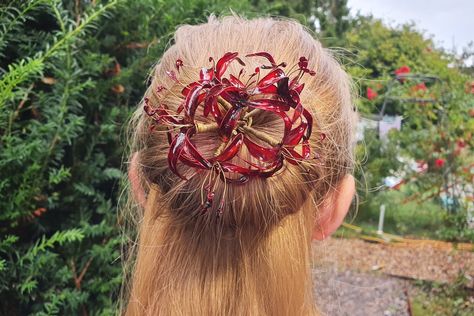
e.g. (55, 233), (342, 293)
(0, 0), (472, 315)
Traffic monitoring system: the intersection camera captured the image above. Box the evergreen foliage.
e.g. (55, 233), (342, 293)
(0, 1), (124, 314)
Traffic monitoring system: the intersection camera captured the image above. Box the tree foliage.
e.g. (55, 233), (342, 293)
(347, 17), (474, 239)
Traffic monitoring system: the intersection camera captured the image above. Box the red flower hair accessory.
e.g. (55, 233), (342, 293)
(144, 52), (322, 214)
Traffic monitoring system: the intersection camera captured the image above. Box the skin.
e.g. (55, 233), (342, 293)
(128, 152), (355, 240)
(311, 174), (355, 240)
(128, 152), (147, 209)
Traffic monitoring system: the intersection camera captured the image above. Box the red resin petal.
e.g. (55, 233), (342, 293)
(284, 148), (303, 165)
(243, 136), (280, 162)
(200, 67), (214, 81)
(177, 102), (184, 114)
(256, 68), (285, 89)
(212, 133), (244, 162)
(248, 98), (290, 112)
(292, 102), (303, 123)
(182, 82), (200, 96)
(197, 93), (206, 106)
(220, 158), (284, 179)
(184, 84), (204, 118)
(179, 153), (204, 169)
(207, 84), (240, 98)
(285, 140), (311, 163)
(168, 132), (187, 179)
(216, 52), (240, 79)
(219, 107), (244, 140)
(229, 74), (245, 88)
(289, 89), (300, 104)
(245, 52), (277, 67)
(283, 121), (308, 146)
(210, 100), (223, 123)
(220, 162), (253, 174)
(219, 90), (244, 105)
(183, 136), (212, 169)
(240, 156), (285, 175)
(203, 95), (216, 117)
(302, 108), (313, 139)
(258, 85), (278, 94)
(206, 85), (242, 110)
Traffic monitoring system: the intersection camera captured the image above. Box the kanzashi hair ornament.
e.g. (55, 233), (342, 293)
(144, 51), (323, 216)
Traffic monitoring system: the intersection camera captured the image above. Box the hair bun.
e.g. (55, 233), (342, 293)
(144, 51), (323, 215)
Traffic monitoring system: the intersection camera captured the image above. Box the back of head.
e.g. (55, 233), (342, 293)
(124, 15), (356, 315)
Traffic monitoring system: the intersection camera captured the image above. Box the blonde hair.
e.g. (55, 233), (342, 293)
(122, 15), (357, 316)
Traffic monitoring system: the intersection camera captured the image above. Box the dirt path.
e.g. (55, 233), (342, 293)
(312, 237), (474, 286)
(313, 268), (411, 316)
(311, 237), (474, 315)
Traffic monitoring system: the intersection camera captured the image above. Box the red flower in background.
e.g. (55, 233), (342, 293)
(367, 87), (378, 100)
(395, 65), (411, 82)
(395, 65), (411, 75)
(457, 139), (466, 149)
(435, 158), (445, 168)
(412, 82), (427, 92)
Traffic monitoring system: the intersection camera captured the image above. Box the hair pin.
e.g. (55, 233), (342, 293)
(145, 51), (322, 215)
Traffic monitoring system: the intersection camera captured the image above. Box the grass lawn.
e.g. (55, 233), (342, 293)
(411, 278), (474, 316)
(347, 188), (473, 242)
